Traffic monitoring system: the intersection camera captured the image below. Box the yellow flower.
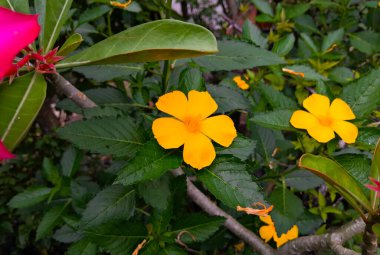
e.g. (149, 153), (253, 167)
(110, 0), (132, 8)
(290, 94), (358, 144)
(152, 90), (237, 169)
(233, 76), (250, 90)
(259, 215), (298, 248)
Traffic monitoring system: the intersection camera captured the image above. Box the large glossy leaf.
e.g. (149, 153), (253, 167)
(370, 139), (380, 209)
(0, 72), (47, 150)
(197, 160), (264, 208)
(299, 154), (372, 213)
(57, 20), (217, 68)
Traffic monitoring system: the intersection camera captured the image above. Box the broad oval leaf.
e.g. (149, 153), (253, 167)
(0, 72), (47, 150)
(299, 154), (372, 213)
(57, 19), (217, 68)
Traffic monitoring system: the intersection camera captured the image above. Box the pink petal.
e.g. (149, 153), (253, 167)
(0, 7), (40, 80)
(369, 177), (380, 187)
(0, 141), (15, 160)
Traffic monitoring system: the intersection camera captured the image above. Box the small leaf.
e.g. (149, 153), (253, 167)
(178, 67), (205, 94)
(206, 84), (250, 113)
(197, 160), (264, 208)
(272, 33), (295, 56)
(283, 3), (310, 19)
(259, 83), (298, 109)
(67, 239), (97, 255)
(249, 0), (273, 16)
(58, 33), (84, 56)
(300, 33), (319, 54)
(242, 20), (267, 48)
(36, 202), (69, 240)
(217, 136), (256, 161)
(60, 146), (83, 178)
(138, 175), (171, 210)
(349, 31), (380, 55)
(285, 170), (324, 191)
(77, 5), (111, 26)
(115, 141), (182, 186)
(357, 127), (380, 150)
(8, 187), (51, 209)
(322, 28), (344, 52)
(81, 185), (135, 228)
(295, 212), (323, 235)
(328, 67), (354, 84)
(251, 109), (294, 131)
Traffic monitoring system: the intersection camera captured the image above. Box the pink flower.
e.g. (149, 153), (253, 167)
(0, 7), (40, 80)
(0, 141), (15, 161)
(366, 177), (380, 196)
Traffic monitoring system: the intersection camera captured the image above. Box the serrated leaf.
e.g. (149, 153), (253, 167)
(269, 187), (304, 235)
(57, 20), (217, 68)
(357, 127), (380, 150)
(242, 20), (267, 48)
(285, 170), (324, 191)
(251, 109), (294, 131)
(217, 136), (256, 161)
(299, 154), (372, 213)
(340, 69), (380, 118)
(42, 158), (61, 185)
(259, 83), (298, 109)
(322, 28), (344, 52)
(138, 175), (171, 210)
(0, 72), (47, 150)
(251, 125), (276, 164)
(295, 212), (323, 235)
(272, 33), (295, 56)
(178, 67), (205, 94)
(115, 141), (182, 186)
(300, 33), (319, 54)
(67, 239), (97, 255)
(8, 187), (51, 208)
(58, 117), (144, 157)
(197, 160), (264, 208)
(53, 225), (83, 243)
(36, 202), (69, 240)
(81, 185), (135, 228)
(190, 41), (284, 71)
(60, 146), (83, 178)
(167, 214), (225, 243)
(206, 84), (250, 113)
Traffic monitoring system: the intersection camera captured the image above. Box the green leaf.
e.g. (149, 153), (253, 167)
(60, 146), (83, 178)
(0, 73), (47, 150)
(73, 64), (143, 82)
(322, 28), (344, 52)
(249, 0), (273, 16)
(328, 67), (354, 84)
(357, 127), (380, 150)
(272, 33), (295, 56)
(42, 158), (61, 185)
(0, 0), (29, 12)
(294, 15), (319, 34)
(295, 212), (323, 235)
(259, 83), (298, 109)
(206, 84), (250, 113)
(138, 175), (171, 210)
(197, 160), (264, 208)
(285, 170), (324, 191)
(36, 202), (69, 240)
(77, 5), (111, 26)
(81, 185), (135, 228)
(8, 187), (51, 209)
(115, 141), (182, 186)
(242, 20), (267, 48)
(217, 136), (256, 161)
(58, 33), (84, 56)
(40, 0), (74, 52)
(84, 221), (146, 255)
(269, 187), (304, 235)
(251, 109), (294, 131)
(57, 20), (217, 68)
(299, 154), (372, 213)
(251, 125), (276, 164)
(300, 33), (319, 54)
(58, 117), (144, 157)
(372, 223), (380, 237)
(283, 3), (310, 19)
(340, 69), (380, 118)
(370, 139), (380, 209)
(349, 31), (380, 55)
(178, 67), (205, 94)
(167, 214), (225, 243)
(67, 239), (97, 255)
(190, 41), (284, 71)
(53, 225), (82, 243)
(283, 65), (328, 81)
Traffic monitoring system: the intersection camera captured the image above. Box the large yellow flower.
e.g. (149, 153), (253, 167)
(259, 215), (298, 248)
(290, 94), (358, 144)
(152, 90), (237, 169)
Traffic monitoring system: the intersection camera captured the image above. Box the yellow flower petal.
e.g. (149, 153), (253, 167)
(329, 98), (355, 121)
(259, 215), (274, 225)
(274, 233), (289, 248)
(286, 225), (299, 241)
(233, 76), (250, 90)
(259, 225), (275, 243)
(183, 133), (215, 169)
(290, 110), (319, 129)
(307, 123), (335, 143)
(155, 90), (188, 120)
(303, 94), (330, 118)
(332, 120), (358, 144)
(152, 117), (188, 149)
(201, 115), (237, 147)
(187, 90), (217, 120)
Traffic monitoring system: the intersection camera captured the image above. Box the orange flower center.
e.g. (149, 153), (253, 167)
(183, 116), (201, 133)
(318, 116), (333, 126)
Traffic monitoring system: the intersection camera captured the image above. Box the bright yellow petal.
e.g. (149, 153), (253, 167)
(183, 133), (215, 169)
(331, 120), (358, 144)
(152, 117), (188, 149)
(187, 90), (218, 120)
(306, 123), (335, 143)
(285, 225), (299, 241)
(303, 94), (330, 118)
(329, 98), (355, 121)
(201, 115), (237, 147)
(259, 215), (274, 225)
(259, 225), (275, 243)
(274, 233), (289, 248)
(290, 110), (319, 129)
(155, 90), (188, 120)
